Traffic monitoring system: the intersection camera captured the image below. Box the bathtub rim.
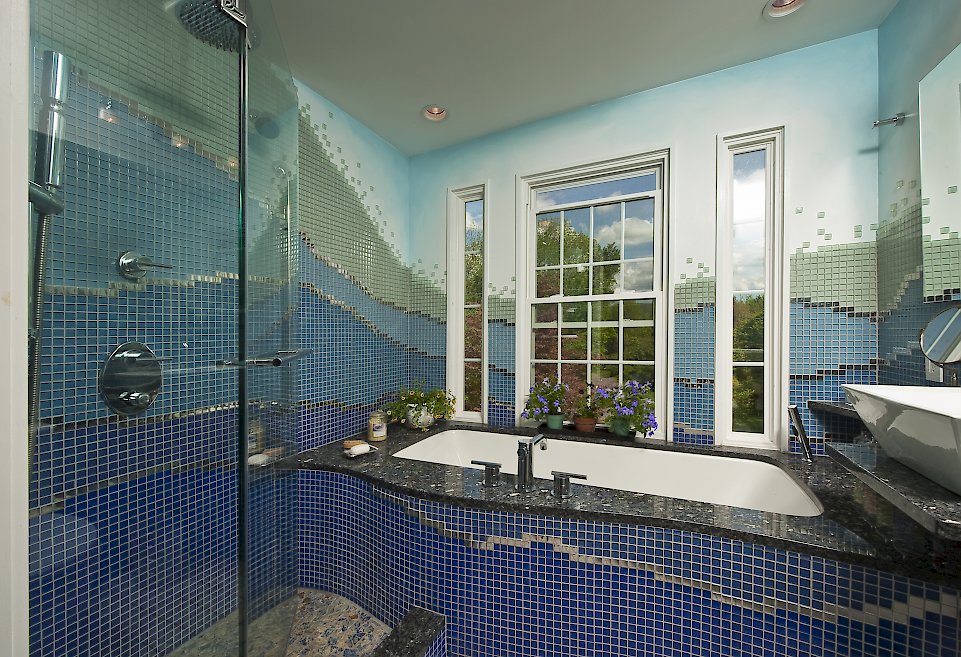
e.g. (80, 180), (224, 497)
(393, 427), (826, 517)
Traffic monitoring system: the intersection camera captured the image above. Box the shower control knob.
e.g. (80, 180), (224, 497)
(117, 251), (174, 280)
(117, 391), (152, 412)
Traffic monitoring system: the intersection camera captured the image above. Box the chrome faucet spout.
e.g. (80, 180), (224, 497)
(788, 404), (813, 462)
(516, 434), (548, 491)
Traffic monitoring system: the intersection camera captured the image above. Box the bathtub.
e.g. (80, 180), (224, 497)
(393, 430), (823, 517)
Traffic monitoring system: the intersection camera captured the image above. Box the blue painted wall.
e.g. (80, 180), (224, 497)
(409, 32), (881, 445)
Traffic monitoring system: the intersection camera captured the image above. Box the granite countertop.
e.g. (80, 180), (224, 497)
(370, 607), (445, 657)
(827, 441), (961, 541)
(291, 422), (961, 584)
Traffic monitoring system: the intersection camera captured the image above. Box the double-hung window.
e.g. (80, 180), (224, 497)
(521, 154), (668, 434)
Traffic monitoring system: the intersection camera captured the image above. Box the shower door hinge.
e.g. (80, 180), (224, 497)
(221, 0), (247, 26)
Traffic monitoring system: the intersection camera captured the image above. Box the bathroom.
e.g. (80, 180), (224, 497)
(0, 0), (960, 655)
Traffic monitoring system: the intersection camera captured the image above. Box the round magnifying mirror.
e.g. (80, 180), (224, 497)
(920, 306), (961, 365)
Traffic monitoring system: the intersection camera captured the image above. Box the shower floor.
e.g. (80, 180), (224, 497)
(168, 589), (390, 657)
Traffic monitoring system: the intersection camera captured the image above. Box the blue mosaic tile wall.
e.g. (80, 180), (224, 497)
(296, 106), (448, 450)
(487, 296), (516, 427)
(671, 240), (881, 452)
(877, 205), (961, 387)
(299, 470), (960, 657)
(673, 287), (716, 445)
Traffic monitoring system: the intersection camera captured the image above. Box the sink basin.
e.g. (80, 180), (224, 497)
(843, 384), (961, 496)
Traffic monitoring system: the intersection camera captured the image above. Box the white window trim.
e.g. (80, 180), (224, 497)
(446, 183), (488, 423)
(515, 150), (673, 440)
(0, 0), (31, 653)
(715, 127), (786, 451)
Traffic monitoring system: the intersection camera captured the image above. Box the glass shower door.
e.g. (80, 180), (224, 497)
(26, 1), (300, 656)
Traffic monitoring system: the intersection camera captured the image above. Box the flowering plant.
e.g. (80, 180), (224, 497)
(569, 384), (612, 419)
(384, 382), (455, 429)
(521, 378), (568, 420)
(607, 380), (658, 437)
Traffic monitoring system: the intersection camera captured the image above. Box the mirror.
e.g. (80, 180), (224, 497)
(920, 306), (961, 364)
(920, 41), (961, 301)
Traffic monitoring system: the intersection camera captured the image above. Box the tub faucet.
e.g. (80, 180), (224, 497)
(516, 433), (548, 492)
(788, 405), (813, 462)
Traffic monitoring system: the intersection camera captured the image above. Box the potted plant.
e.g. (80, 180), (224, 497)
(385, 383), (456, 431)
(521, 378), (568, 430)
(569, 384), (611, 433)
(606, 380), (657, 439)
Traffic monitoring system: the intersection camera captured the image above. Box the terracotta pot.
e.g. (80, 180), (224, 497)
(572, 417), (597, 433)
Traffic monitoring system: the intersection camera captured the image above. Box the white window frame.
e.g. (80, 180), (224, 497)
(715, 128), (786, 450)
(515, 151), (672, 440)
(446, 183), (488, 423)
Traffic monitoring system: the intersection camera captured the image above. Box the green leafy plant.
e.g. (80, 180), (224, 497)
(606, 380), (657, 436)
(521, 378), (568, 420)
(568, 384), (612, 419)
(385, 383), (455, 429)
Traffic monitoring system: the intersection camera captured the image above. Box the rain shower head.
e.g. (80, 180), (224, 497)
(176, 0), (245, 52)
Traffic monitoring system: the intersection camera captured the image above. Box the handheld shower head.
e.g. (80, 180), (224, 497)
(33, 50), (70, 192)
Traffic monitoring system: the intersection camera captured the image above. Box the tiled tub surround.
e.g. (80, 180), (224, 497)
(296, 424), (961, 584)
(296, 428), (959, 657)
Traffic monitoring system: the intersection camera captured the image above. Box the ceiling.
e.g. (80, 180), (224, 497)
(271, 0), (898, 156)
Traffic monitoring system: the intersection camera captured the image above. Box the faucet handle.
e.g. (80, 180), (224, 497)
(470, 460), (502, 488)
(551, 470), (587, 500)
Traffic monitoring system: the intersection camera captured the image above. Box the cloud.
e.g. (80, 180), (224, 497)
(730, 167), (766, 290)
(733, 167), (765, 225)
(593, 217), (653, 250)
(624, 259), (654, 292)
(623, 217), (654, 246)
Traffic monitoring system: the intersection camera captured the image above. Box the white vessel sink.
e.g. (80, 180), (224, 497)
(843, 384), (961, 496)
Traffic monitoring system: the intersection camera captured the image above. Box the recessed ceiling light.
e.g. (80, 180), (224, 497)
(422, 105), (448, 122)
(764, 0), (808, 18)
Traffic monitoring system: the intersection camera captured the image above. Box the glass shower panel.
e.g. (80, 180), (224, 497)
(242, 0), (301, 654)
(27, 1), (244, 656)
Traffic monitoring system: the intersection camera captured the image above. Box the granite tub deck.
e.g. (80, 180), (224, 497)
(827, 441), (961, 540)
(292, 423), (961, 585)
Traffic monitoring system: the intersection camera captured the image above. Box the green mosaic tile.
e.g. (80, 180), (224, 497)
(789, 241), (877, 313)
(923, 237), (961, 300)
(674, 276), (716, 310)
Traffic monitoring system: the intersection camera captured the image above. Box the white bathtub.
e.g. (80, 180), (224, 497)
(393, 430), (823, 517)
